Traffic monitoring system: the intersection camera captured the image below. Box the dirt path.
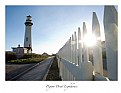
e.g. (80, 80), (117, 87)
(46, 57), (62, 81)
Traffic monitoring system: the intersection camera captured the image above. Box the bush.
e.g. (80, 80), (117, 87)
(6, 51), (51, 63)
(8, 58), (46, 64)
(31, 53), (42, 58)
(22, 53), (32, 59)
(102, 51), (106, 59)
(5, 51), (16, 62)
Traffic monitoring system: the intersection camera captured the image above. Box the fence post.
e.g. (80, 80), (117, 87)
(92, 12), (103, 75)
(78, 27), (82, 67)
(74, 32), (78, 65)
(71, 34), (75, 64)
(103, 6), (118, 80)
(68, 37), (71, 80)
(69, 37), (72, 62)
(65, 41), (68, 60)
(83, 22), (89, 63)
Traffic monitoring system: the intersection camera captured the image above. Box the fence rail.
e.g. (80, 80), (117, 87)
(57, 6), (118, 81)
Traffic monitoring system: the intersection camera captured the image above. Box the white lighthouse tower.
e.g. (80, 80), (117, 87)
(24, 15), (33, 53)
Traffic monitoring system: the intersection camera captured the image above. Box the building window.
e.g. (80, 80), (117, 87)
(26, 37), (28, 41)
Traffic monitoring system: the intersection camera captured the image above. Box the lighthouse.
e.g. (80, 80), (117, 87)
(24, 15), (33, 53)
(11, 15), (33, 58)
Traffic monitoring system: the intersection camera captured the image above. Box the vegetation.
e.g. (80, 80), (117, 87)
(8, 57), (47, 64)
(46, 57), (62, 81)
(6, 51), (51, 64)
(102, 51), (106, 59)
(5, 51), (16, 62)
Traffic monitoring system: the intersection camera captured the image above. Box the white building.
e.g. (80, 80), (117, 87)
(24, 15), (33, 52)
(11, 15), (33, 58)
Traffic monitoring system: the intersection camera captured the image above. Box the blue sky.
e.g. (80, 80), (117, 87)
(6, 5), (117, 54)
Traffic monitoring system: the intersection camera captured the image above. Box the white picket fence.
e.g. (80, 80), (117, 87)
(57, 6), (118, 81)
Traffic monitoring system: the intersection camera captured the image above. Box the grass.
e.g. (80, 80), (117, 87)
(46, 57), (62, 81)
(7, 56), (49, 64)
(6, 52), (52, 64)
(8, 58), (43, 63)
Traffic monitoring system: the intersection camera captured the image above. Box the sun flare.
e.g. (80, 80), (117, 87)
(83, 34), (97, 47)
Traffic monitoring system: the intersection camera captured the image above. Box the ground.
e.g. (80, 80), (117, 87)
(46, 57), (62, 81)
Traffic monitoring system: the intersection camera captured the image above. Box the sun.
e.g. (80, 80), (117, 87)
(83, 33), (97, 47)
